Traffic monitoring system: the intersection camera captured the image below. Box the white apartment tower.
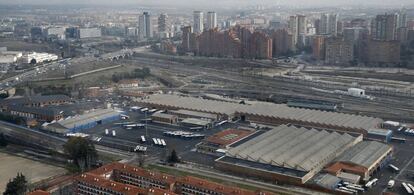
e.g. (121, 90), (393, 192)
(206, 11), (217, 30)
(193, 11), (204, 33)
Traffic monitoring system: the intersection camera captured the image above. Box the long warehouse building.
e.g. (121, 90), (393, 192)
(136, 94), (383, 134)
(215, 125), (362, 184)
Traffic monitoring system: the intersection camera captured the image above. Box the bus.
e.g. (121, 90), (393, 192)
(141, 136), (146, 143)
(339, 187), (357, 194)
(140, 108), (149, 113)
(365, 178), (378, 188)
(216, 120), (228, 127)
(346, 184), (365, 192)
(156, 138), (162, 146)
(392, 137), (406, 143)
(407, 183), (414, 192)
(402, 182), (413, 194)
(389, 164), (400, 173)
(152, 138), (158, 145)
(160, 139), (166, 146)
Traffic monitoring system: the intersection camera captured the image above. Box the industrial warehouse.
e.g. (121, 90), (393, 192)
(136, 94), (383, 134)
(213, 124), (393, 189)
(215, 125), (362, 184)
(43, 108), (120, 133)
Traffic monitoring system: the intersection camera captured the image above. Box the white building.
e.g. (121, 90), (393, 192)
(0, 55), (17, 64)
(193, 11), (204, 33)
(22, 52), (58, 64)
(46, 27), (66, 39)
(206, 11), (217, 30)
(78, 28), (101, 39)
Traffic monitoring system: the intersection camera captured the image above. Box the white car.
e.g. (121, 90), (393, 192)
(387, 180), (395, 188)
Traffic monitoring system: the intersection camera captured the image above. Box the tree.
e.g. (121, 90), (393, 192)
(63, 137), (97, 172)
(0, 133), (7, 147)
(3, 173), (27, 195)
(167, 149), (180, 164)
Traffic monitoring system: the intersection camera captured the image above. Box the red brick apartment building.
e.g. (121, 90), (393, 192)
(75, 162), (275, 195)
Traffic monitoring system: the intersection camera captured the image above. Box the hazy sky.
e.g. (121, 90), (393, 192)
(0, 0), (412, 7)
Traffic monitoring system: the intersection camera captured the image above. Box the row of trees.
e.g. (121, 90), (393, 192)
(112, 67), (151, 83)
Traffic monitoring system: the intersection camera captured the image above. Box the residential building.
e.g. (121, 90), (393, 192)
(320, 13), (338, 36)
(206, 11), (217, 30)
(360, 39), (400, 66)
(248, 31), (272, 59)
(312, 35), (327, 60)
(193, 11), (204, 33)
(139, 12), (152, 39)
(181, 26), (193, 52)
(324, 37), (354, 65)
(78, 28), (101, 39)
(371, 13), (398, 41)
(158, 13), (169, 38)
(271, 28), (294, 56)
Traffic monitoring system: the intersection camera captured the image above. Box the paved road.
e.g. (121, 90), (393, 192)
(156, 163), (327, 195)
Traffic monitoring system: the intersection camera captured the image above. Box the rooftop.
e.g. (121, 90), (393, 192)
(333, 141), (392, 169)
(225, 125), (359, 172)
(137, 94), (382, 131)
(205, 129), (255, 146)
(27, 190), (50, 195)
(57, 108), (119, 129)
(181, 118), (211, 126)
(11, 106), (61, 117)
(169, 109), (217, 119)
(77, 173), (175, 195)
(0, 95), (71, 106)
(152, 112), (177, 119)
(178, 176), (273, 195)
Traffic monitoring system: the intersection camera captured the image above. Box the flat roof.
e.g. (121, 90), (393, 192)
(169, 109), (217, 119)
(225, 125), (359, 172)
(205, 129), (255, 146)
(151, 112), (177, 120)
(333, 141), (392, 169)
(181, 118), (211, 126)
(137, 94), (382, 131)
(367, 128), (392, 136)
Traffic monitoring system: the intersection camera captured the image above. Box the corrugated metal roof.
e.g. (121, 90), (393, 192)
(57, 108), (119, 129)
(137, 94), (382, 131)
(226, 125), (358, 172)
(333, 141), (392, 168)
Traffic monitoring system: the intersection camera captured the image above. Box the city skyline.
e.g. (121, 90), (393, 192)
(0, 0), (413, 8)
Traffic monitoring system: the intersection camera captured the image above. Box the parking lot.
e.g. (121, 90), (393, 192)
(81, 108), (238, 166)
(366, 129), (414, 195)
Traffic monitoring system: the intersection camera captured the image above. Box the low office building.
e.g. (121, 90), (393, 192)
(151, 112), (178, 125)
(325, 141), (393, 181)
(196, 129), (255, 155)
(215, 125), (362, 184)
